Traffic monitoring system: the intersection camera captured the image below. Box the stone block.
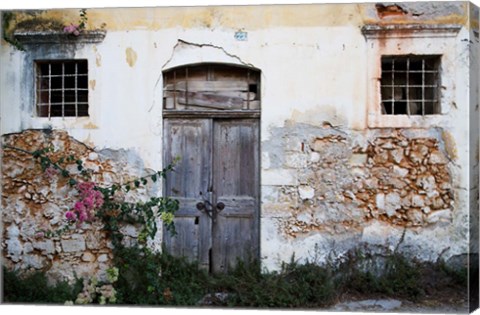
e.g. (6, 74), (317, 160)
(261, 203), (295, 218)
(82, 252), (96, 262)
(416, 175), (436, 192)
(429, 151), (448, 164)
(407, 209), (424, 225)
(88, 152), (99, 161)
(376, 193), (385, 211)
(33, 240), (55, 254)
(390, 148), (404, 164)
(262, 152), (271, 169)
(262, 169), (298, 186)
(348, 153), (368, 166)
(85, 233), (102, 250)
(6, 238), (22, 262)
(261, 186), (280, 203)
(23, 254), (46, 269)
(385, 192), (401, 217)
(310, 152), (321, 163)
(298, 185), (315, 200)
(6, 224), (20, 238)
(61, 235), (86, 253)
(24, 242), (34, 254)
(393, 165), (409, 178)
(296, 212), (313, 224)
(426, 209), (452, 224)
(411, 195), (426, 208)
(120, 225), (139, 238)
(285, 153), (307, 168)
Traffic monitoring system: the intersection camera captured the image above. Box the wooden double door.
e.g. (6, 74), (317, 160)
(163, 117), (260, 273)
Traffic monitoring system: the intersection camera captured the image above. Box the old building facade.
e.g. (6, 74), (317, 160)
(1, 2), (479, 281)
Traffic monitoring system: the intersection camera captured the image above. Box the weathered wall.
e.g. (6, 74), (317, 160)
(260, 123), (463, 268)
(1, 130), (159, 282)
(0, 2), (477, 275)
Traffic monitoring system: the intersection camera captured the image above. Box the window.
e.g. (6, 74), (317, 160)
(36, 60), (88, 117)
(380, 55), (441, 116)
(163, 63), (261, 111)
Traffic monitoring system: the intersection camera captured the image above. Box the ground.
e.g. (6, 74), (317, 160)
(333, 286), (470, 313)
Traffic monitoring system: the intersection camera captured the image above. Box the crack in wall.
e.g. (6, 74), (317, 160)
(162, 39), (255, 69)
(151, 39), (256, 113)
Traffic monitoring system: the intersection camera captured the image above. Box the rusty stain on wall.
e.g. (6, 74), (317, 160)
(441, 130), (458, 161)
(376, 4), (409, 19)
(89, 80), (96, 91)
(125, 47), (137, 67)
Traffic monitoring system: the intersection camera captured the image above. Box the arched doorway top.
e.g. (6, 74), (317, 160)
(163, 63), (261, 113)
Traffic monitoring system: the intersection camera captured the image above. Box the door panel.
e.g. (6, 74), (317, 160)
(163, 119), (212, 268)
(163, 117), (259, 273)
(212, 119), (259, 273)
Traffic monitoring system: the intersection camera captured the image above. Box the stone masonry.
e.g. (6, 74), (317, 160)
(1, 130), (156, 283)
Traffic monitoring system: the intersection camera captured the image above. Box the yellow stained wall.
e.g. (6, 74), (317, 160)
(5, 2), (470, 34)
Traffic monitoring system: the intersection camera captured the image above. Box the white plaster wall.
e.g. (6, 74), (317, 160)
(1, 24), (367, 170)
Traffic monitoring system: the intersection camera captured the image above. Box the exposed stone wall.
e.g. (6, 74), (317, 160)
(261, 122), (460, 268)
(0, 126), (465, 278)
(2, 130), (156, 283)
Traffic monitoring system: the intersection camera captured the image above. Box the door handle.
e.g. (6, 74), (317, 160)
(196, 201), (213, 218)
(216, 202), (225, 211)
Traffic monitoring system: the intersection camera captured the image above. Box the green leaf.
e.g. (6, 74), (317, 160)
(134, 180), (140, 188)
(151, 174), (157, 182)
(68, 178), (77, 186)
(141, 178), (148, 185)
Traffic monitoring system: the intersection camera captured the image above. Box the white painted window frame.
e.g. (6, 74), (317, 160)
(362, 24), (461, 128)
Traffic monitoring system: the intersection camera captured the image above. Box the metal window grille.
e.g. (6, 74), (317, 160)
(380, 55), (441, 116)
(36, 60), (89, 118)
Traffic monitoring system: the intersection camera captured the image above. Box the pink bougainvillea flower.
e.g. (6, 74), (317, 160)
(74, 201), (85, 212)
(66, 210), (77, 221)
(64, 24), (81, 36)
(68, 182), (105, 224)
(78, 210), (88, 223)
(35, 231), (45, 239)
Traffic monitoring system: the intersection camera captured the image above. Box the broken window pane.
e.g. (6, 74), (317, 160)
(381, 55), (441, 116)
(35, 60), (89, 118)
(163, 63), (261, 111)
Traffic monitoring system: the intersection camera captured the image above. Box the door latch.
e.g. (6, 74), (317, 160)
(196, 192), (225, 219)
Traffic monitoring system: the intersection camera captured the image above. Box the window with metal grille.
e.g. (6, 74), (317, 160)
(381, 55), (441, 115)
(36, 60), (89, 117)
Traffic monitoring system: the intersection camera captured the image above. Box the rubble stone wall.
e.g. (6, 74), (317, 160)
(261, 122), (464, 269)
(1, 130), (157, 283)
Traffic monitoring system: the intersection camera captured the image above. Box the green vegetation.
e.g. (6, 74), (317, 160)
(3, 267), (83, 304)
(2, 247), (468, 307)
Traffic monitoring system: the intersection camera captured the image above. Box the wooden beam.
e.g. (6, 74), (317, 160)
(164, 80), (250, 92)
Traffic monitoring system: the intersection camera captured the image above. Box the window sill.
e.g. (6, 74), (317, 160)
(368, 112), (447, 128)
(29, 116), (98, 130)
